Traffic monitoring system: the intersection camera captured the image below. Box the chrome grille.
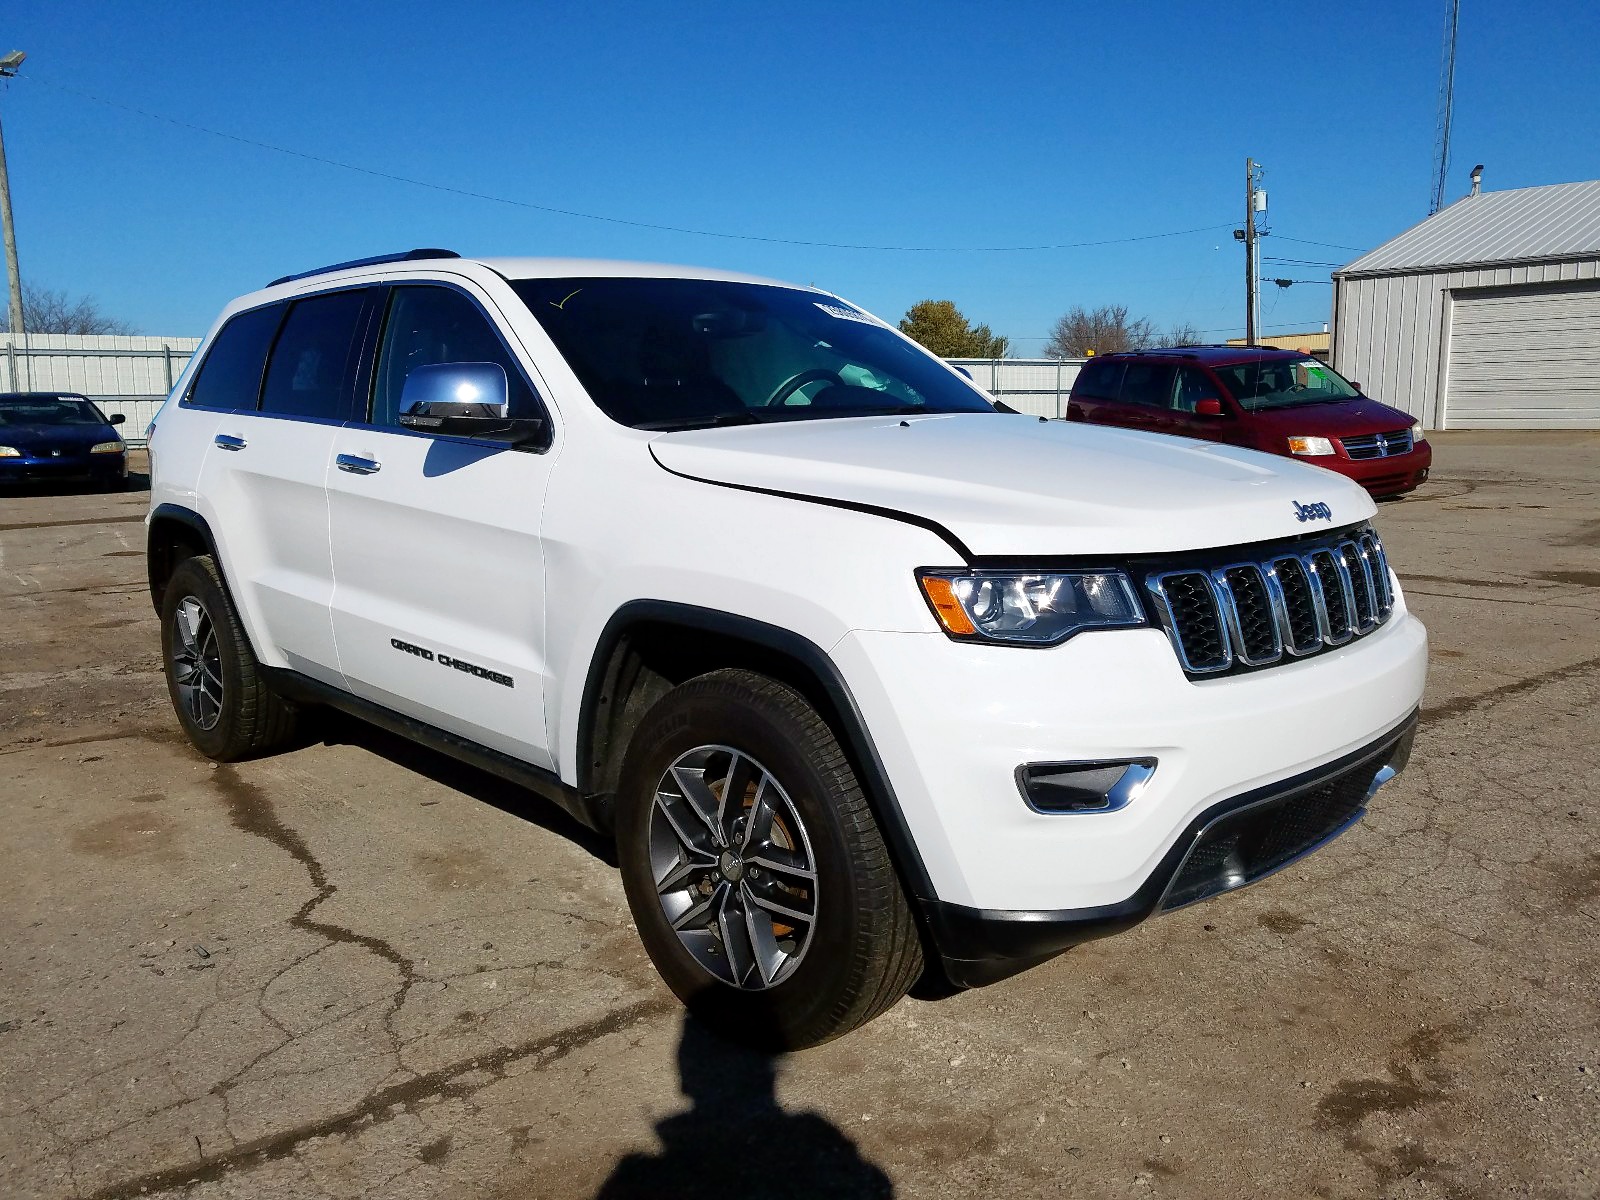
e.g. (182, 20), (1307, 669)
(1148, 529), (1394, 678)
(1341, 429), (1414, 460)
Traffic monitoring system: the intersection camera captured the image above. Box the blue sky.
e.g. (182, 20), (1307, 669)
(4, 1), (1598, 347)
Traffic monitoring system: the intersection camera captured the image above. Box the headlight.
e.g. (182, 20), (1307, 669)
(918, 570), (1145, 645)
(1287, 436), (1336, 456)
(1410, 419), (1424, 437)
(0, 446), (19, 457)
(90, 440), (125, 454)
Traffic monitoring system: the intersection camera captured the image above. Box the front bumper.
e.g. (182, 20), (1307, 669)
(1322, 439), (1433, 496)
(923, 714), (1414, 986)
(0, 452), (126, 485)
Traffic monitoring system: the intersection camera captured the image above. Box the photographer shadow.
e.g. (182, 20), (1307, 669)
(595, 1015), (894, 1199)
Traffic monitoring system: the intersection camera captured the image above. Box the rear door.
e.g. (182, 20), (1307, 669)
(1110, 362), (1176, 431)
(1066, 360), (1125, 424)
(198, 287), (376, 685)
(325, 281), (559, 768)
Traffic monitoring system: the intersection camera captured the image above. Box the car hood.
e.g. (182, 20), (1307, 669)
(1241, 396), (1415, 438)
(0, 422), (114, 450)
(649, 413), (1375, 557)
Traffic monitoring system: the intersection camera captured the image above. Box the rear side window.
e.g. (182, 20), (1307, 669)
(187, 304), (283, 410)
(260, 290), (369, 420)
(369, 286), (541, 427)
(1118, 363), (1176, 407)
(1072, 360), (1124, 400)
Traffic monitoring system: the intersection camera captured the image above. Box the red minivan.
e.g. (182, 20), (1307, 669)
(1064, 346), (1432, 497)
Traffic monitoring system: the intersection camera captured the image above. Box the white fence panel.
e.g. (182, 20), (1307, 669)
(945, 358), (1086, 418)
(2, 335), (199, 444)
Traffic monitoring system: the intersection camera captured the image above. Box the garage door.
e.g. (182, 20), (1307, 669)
(1444, 284), (1600, 427)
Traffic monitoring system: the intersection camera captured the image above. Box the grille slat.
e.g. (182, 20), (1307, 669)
(1340, 429), (1414, 460)
(1150, 527), (1395, 679)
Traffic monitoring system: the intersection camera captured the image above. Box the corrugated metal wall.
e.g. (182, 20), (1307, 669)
(945, 358), (1086, 418)
(2, 334), (201, 443)
(1332, 258), (1600, 429)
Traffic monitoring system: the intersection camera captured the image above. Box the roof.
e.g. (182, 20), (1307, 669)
(1092, 346), (1310, 366)
(1337, 179), (1600, 276)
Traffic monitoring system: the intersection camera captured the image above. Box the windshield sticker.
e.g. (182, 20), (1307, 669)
(814, 302), (875, 324)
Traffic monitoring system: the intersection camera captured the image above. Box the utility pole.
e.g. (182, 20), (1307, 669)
(1240, 158), (1266, 346)
(0, 51), (26, 359)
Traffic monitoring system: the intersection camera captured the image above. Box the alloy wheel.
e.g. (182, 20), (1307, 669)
(171, 596), (224, 731)
(648, 744), (818, 990)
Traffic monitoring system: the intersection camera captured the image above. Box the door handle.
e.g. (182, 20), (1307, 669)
(335, 453), (382, 475)
(214, 433), (247, 451)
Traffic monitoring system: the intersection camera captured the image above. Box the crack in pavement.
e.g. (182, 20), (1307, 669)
(1420, 654), (1600, 725)
(81, 994), (673, 1200)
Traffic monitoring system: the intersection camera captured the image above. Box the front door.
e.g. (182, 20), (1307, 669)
(325, 282), (559, 769)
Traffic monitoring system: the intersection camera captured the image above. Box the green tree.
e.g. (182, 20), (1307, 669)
(898, 300), (1010, 359)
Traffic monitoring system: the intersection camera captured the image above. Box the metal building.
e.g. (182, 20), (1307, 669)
(1331, 178), (1600, 429)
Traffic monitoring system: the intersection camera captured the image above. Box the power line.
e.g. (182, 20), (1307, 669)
(1268, 234), (1365, 253)
(1262, 256), (1342, 268)
(23, 74), (1239, 254)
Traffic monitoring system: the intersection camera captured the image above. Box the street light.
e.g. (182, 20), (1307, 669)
(0, 50), (27, 353)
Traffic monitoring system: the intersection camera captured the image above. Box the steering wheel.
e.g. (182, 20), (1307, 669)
(764, 368), (844, 407)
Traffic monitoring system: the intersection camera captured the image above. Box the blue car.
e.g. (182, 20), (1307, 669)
(0, 392), (129, 490)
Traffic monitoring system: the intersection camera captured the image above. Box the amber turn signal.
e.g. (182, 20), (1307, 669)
(919, 575), (977, 636)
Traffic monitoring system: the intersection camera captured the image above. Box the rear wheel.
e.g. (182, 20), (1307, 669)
(160, 555), (299, 760)
(616, 669), (922, 1048)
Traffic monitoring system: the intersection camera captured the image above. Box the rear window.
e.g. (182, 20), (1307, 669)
(1072, 360), (1124, 400)
(260, 290), (369, 420)
(188, 304), (283, 411)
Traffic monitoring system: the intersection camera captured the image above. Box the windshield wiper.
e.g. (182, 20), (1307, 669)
(632, 412), (760, 431)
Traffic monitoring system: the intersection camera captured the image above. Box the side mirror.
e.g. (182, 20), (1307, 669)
(1348, 382), (1362, 393)
(1194, 398), (1225, 416)
(954, 366), (974, 380)
(108, 413), (126, 425)
(397, 362), (543, 444)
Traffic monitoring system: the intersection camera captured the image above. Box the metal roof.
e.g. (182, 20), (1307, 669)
(1337, 179), (1600, 276)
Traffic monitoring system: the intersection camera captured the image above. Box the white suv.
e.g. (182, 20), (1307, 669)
(146, 250), (1427, 1048)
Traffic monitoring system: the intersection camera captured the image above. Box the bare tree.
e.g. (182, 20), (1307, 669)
(1043, 305), (1155, 358)
(2, 281), (135, 335)
(1153, 321), (1204, 348)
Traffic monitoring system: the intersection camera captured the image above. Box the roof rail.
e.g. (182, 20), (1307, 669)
(268, 248), (460, 288)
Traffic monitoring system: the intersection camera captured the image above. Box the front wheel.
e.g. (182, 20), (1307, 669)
(615, 669), (922, 1049)
(159, 554), (299, 760)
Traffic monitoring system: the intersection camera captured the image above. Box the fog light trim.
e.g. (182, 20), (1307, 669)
(1017, 758), (1157, 814)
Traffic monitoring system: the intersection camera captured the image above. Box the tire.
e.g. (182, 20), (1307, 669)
(615, 668), (923, 1049)
(159, 554), (300, 761)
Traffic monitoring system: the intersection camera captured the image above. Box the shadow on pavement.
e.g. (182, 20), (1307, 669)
(594, 1015), (894, 1199)
(314, 711), (618, 867)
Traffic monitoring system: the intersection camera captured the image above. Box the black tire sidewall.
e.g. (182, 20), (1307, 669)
(616, 675), (889, 1048)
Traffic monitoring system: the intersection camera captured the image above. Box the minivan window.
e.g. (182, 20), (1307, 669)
(259, 290), (368, 420)
(1173, 367), (1220, 413)
(1118, 363), (1176, 408)
(370, 286), (541, 427)
(1215, 357), (1359, 411)
(1072, 360), (1123, 401)
(511, 277), (997, 430)
(187, 304), (284, 411)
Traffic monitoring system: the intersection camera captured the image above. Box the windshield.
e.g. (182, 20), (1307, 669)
(510, 278), (998, 430)
(1213, 357), (1360, 411)
(0, 396), (108, 426)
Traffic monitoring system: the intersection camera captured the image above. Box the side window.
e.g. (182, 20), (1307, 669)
(1072, 361), (1124, 401)
(186, 304), (284, 411)
(370, 286), (540, 427)
(1173, 367), (1218, 413)
(259, 290), (369, 420)
(1118, 363), (1176, 407)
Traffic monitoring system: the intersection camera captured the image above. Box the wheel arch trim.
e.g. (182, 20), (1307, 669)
(576, 600), (939, 904)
